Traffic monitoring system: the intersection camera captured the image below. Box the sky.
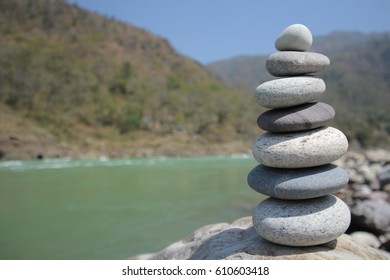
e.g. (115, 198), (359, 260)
(68, 0), (390, 64)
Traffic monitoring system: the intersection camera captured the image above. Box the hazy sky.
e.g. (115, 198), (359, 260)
(69, 0), (390, 64)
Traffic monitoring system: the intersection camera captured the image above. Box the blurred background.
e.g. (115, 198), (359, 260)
(0, 0), (389, 259)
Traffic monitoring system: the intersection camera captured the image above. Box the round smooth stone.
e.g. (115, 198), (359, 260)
(275, 24), (313, 51)
(252, 195), (351, 246)
(247, 164), (349, 199)
(255, 77), (326, 108)
(266, 51), (330, 77)
(252, 126), (348, 168)
(257, 102), (335, 132)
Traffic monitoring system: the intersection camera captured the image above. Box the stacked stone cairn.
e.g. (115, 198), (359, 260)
(248, 24), (351, 246)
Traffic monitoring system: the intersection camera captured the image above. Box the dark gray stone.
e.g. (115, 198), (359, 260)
(266, 51), (330, 77)
(257, 102), (335, 132)
(247, 164), (349, 199)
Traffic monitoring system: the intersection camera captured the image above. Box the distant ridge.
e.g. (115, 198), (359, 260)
(0, 0), (257, 159)
(0, 0), (388, 160)
(207, 31), (390, 148)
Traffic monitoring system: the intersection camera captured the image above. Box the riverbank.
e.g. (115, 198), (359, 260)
(334, 149), (390, 251)
(132, 216), (390, 260)
(1, 145), (389, 258)
(0, 133), (251, 160)
(2, 128), (389, 251)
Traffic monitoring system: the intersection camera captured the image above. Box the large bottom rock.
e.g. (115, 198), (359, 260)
(131, 216), (389, 260)
(252, 195), (351, 246)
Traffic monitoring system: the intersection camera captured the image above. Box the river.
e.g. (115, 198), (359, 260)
(0, 156), (266, 259)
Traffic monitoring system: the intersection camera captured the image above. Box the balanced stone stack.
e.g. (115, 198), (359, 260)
(248, 24), (351, 246)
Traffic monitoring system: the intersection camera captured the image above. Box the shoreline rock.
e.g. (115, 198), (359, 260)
(334, 149), (390, 251)
(131, 216), (389, 260)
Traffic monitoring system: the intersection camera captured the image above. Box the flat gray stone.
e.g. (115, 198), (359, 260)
(255, 77), (326, 108)
(275, 24), (313, 51)
(257, 102), (335, 132)
(266, 51), (330, 77)
(252, 126), (348, 168)
(247, 164), (349, 199)
(252, 195), (351, 246)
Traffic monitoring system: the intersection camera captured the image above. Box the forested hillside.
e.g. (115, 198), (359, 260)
(208, 32), (390, 148)
(0, 0), (257, 159)
(1, 0), (388, 160)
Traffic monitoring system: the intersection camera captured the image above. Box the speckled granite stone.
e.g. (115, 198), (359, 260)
(257, 102), (335, 132)
(275, 23), (313, 51)
(252, 126), (348, 168)
(255, 77), (326, 108)
(252, 195), (351, 246)
(266, 51), (330, 77)
(247, 164), (349, 199)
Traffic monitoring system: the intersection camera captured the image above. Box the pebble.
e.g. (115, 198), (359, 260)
(247, 164), (349, 199)
(252, 195), (351, 246)
(378, 169), (390, 189)
(257, 102), (335, 132)
(266, 51), (330, 77)
(255, 77), (326, 108)
(350, 231), (381, 249)
(275, 24), (313, 51)
(351, 200), (390, 233)
(252, 126), (348, 168)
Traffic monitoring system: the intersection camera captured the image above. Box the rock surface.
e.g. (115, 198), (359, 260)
(257, 102), (335, 132)
(253, 195), (351, 246)
(255, 77), (326, 108)
(252, 126), (348, 168)
(351, 199), (390, 234)
(350, 231), (381, 249)
(266, 51), (330, 76)
(132, 216), (389, 260)
(275, 23), (313, 51)
(247, 164), (349, 199)
(333, 150), (390, 251)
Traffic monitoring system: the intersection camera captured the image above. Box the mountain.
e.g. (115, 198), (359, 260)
(207, 32), (390, 148)
(0, 0), (258, 159)
(1, 1), (388, 160)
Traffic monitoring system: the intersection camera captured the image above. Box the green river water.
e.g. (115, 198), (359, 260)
(0, 156), (265, 259)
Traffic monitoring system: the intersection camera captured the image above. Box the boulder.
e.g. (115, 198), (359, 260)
(131, 216), (389, 260)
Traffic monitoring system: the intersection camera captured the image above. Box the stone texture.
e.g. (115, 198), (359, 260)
(350, 231), (381, 249)
(247, 164), (349, 199)
(252, 195), (351, 246)
(252, 126), (348, 168)
(257, 102), (335, 132)
(275, 23), (313, 51)
(378, 169), (390, 189)
(131, 216), (389, 260)
(351, 199), (390, 234)
(266, 51), (330, 77)
(255, 77), (326, 108)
